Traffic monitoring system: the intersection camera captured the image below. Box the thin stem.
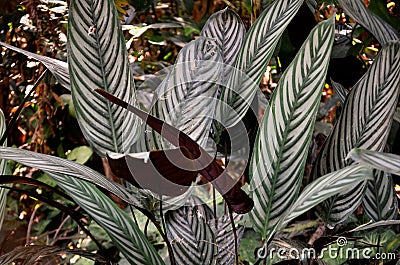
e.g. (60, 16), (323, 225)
(144, 218), (150, 238)
(0, 69), (48, 146)
(225, 141), (239, 265)
(228, 207), (239, 265)
(26, 203), (44, 245)
(140, 205), (176, 265)
(213, 187), (217, 228)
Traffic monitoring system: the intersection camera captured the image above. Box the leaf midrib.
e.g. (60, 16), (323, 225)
(90, 1), (119, 152)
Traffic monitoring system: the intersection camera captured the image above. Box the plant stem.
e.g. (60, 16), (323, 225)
(228, 207), (239, 265)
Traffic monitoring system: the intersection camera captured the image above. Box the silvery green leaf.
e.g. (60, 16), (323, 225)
(362, 170), (397, 221)
(338, 0), (399, 44)
(330, 79), (348, 105)
(165, 197), (216, 265)
(313, 41), (400, 227)
(0, 41), (70, 90)
(221, 0), (303, 127)
(278, 165), (373, 231)
(48, 173), (164, 265)
(67, 0), (140, 156)
(146, 37), (222, 151)
(0, 147), (143, 208)
(201, 8), (246, 86)
(249, 17), (335, 239)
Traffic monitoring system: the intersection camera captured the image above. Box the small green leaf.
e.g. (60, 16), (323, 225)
(67, 146), (93, 165)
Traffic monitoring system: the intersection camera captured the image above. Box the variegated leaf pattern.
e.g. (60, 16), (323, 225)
(0, 42), (70, 90)
(146, 37), (222, 151)
(330, 79), (348, 105)
(209, 214), (244, 265)
(347, 148), (399, 221)
(0, 109), (9, 230)
(347, 148), (400, 175)
(0, 147), (143, 208)
(200, 8), (246, 86)
(68, 0), (140, 156)
(47, 173), (165, 265)
(313, 41), (400, 227)
(277, 165), (373, 232)
(221, 0), (302, 127)
(362, 170), (398, 221)
(249, 17), (335, 239)
(338, 0), (399, 44)
(165, 197), (216, 265)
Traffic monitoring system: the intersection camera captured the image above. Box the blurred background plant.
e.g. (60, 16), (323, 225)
(0, 0), (399, 264)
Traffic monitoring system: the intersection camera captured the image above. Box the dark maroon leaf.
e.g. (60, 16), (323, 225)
(107, 147), (197, 196)
(94, 88), (254, 214)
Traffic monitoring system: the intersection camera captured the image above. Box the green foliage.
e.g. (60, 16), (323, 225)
(0, 0), (399, 264)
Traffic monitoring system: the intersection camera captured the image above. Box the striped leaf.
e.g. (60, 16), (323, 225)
(338, 0), (399, 44)
(147, 37), (222, 151)
(249, 17), (335, 239)
(67, 0), (140, 156)
(363, 170), (398, 221)
(165, 197), (216, 265)
(48, 173), (164, 265)
(0, 42), (70, 90)
(350, 220), (400, 232)
(313, 41), (400, 227)
(200, 8), (246, 85)
(0, 109), (9, 230)
(208, 214), (245, 265)
(221, 0), (303, 126)
(0, 245), (107, 264)
(0, 147), (143, 209)
(348, 148), (399, 221)
(348, 148), (400, 176)
(95, 88), (254, 214)
(330, 79), (348, 105)
(277, 165), (373, 232)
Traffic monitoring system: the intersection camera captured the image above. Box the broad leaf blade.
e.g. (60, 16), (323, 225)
(278, 165), (373, 231)
(67, 0), (140, 156)
(200, 8), (246, 85)
(209, 214), (245, 265)
(48, 173), (165, 265)
(348, 148), (399, 221)
(338, 0), (399, 44)
(148, 37), (222, 151)
(0, 245), (108, 264)
(221, 0), (303, 126)
(348, 148), (400, 175)
(362, 170), (398, 221)
(0, 42), (70, 90)
(249, 17), (335, 238)
(0, 147), (143, 209)
(313, 41), (400, 226)
(165, 197), (216, 265)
